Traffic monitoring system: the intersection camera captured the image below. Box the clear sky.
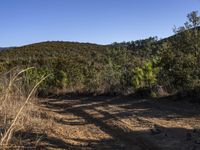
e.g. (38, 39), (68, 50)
(0, 0), (200, 47)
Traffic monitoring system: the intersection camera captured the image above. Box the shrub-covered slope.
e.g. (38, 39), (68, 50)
(0, 11), (200, 98)
(0, 41), (144, 95)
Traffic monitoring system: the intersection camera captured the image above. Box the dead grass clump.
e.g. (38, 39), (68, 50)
(0, 68), (53, 149)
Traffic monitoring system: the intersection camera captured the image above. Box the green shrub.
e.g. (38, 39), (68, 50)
(133, 61), (159, 89)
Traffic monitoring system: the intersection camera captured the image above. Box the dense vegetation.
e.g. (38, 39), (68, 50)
(0, 11), (200, 98)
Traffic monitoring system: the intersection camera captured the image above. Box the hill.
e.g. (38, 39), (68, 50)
(0, 11), (200, 97)
(0, 26), (200, 97)
(0, 47), (10, 51)
(0, 41), (142, 95)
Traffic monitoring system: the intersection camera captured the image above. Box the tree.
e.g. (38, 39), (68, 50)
(160, 11), (200, 92)
(173, 11), (200, 33)
(133, 61), (159, 89)
(187, 11), (200, 28)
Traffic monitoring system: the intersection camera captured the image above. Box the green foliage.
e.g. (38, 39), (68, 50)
(133, 61), (159, 89)
(0, 41), (142, 94)
(132, 67), (144, 88)
(0, 63), (5, 73)
(159, 11), (200, 92)
(24, 67), (54, 92)
(112, 37), (159, 58)
(56, 70), (69, 88)
(0, 11), (200, 98)
(173, 11), (200, 33)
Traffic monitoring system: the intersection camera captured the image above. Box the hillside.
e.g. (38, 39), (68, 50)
(0, 47), (9, 51)
(0, 42), (109, 62)
(1, 37), (200, 149)
(0, 41), (143, 95)
(0, 11), (200, 97)
(1, 26), (199, 62)
(0, 25), (200, 96)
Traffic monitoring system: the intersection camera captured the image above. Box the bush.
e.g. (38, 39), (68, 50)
(132, 61), (159, 89)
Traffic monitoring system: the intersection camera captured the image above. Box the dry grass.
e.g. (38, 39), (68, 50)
(0, 68), (53, 149)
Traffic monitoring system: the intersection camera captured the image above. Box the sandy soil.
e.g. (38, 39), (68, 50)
(35, 96), (200, 150)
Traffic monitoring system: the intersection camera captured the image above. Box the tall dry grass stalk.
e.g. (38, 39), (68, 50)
(0, 68), (51, 148)
(0, 67), (34, 110)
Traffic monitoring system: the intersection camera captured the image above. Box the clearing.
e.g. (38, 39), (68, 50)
(33, 96), (200, 150)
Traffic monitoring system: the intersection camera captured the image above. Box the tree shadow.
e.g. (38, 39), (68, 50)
(38, 95), (200, 149)
(13, 128), (200, 150)
(62, 127), (200, 150)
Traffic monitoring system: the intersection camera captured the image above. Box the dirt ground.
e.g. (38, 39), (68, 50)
(35, 96), (200, 150)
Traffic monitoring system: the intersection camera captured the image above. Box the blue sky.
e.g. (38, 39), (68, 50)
(0, 0), (200, 47)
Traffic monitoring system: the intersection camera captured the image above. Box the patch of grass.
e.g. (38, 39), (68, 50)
(0, 68), (55, 148)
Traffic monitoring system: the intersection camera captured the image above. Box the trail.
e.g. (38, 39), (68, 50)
(38, 96), (200, 150)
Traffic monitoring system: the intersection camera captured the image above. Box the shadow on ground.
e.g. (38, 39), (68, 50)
(18, 95), (200, 149)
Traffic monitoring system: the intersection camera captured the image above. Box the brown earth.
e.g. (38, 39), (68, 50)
(31, 96), (200, 150)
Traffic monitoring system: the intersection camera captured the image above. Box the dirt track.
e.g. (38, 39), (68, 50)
(38, 96), (200, 150)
